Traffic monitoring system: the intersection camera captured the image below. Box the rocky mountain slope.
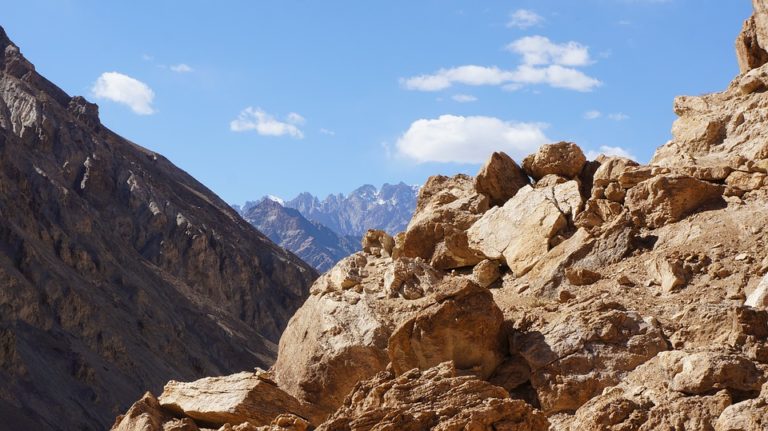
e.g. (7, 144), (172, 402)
(114, 2), (768, 429)
(242, 198), (358, 272)
(283, 183), (418, 238)
(0, 26), (317, 431)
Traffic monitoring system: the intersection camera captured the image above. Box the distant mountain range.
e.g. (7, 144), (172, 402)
(236, 183), (419, 271)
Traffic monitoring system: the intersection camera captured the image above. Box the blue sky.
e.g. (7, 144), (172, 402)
(2, 1), (752, 204)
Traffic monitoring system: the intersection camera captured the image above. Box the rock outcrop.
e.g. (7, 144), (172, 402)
(0, 25), (316, 431)
(108, 2), (768, 429)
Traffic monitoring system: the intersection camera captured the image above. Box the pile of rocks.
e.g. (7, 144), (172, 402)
(113, 2), (768, 430)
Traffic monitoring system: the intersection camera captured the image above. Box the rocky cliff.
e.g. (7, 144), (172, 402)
(0, 26), (317, 431)
(242, 198), (359, 272)
(114, 1), (768, 430)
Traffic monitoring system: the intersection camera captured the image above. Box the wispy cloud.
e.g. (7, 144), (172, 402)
(319, 128), (336, 136)
(451, 94), (478, 103)
(586, 145), (636, 160)
(396, 114), (549, 164)
(401, 36), (600, 93)
(507, 9), (544, 29)
(91, 72), (155, 115)
(608, 113), (630, 121)
(230, 107), (305, 139)
(170, 63), (193, 73)
(584, 110), (602, 120)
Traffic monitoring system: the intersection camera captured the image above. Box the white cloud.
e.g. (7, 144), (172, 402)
(91, 72), (155, 115)
(319, 128), (336, 136)
(506, 36), (591, 67)
(170, 63), (193, 73)
(608, 112), (630, 121)
(401, 36), (600, 93)
(396, 114), (549, 164)
(507, 9), (544, 29)
(230, 107), (305, 139)
(584, 110), (602, 120)
(452, 94), (478, 103)
(586, 145), (636, 160)
(286, 112), (306, 125)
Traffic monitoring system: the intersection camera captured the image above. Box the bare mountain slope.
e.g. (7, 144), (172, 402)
(0, 26), (316, 430)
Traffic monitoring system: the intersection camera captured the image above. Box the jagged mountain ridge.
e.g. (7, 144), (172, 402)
(0, 26), (316, 431)
(242, 198), (359, 272)
(282, 182), (419, 238)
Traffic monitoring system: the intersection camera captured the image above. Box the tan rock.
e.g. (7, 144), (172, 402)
(474, 151), (530, 207)
(388, 278), (506, 379)
(472, 259), (502, 288)
(517, 301), (667, 414)
(111, 392), (171, 431)
(535, 174), (569, 188)
(398, 174), (488, 269)
(317, 362), (549, 431)
(522, 142), (587, 180)
(737, 4), (768, 73)
(574, 199), (624, 230)
(383, 256), (441, 299)
(592, 156), (639, 188)
(647, 254), (689, 292)
(603, 182), (625, 202)
(745, 274), (768, 308)
(715, 382), (768, 431)
(625, 174), (724, 228)
(468, 182), (583, 276)
(158, 372), (316, 427)
(670, 351), (765, 395)
(361, 229), (394, 257)
(563, 350), (766, 431)
(726, 170), (767, 192)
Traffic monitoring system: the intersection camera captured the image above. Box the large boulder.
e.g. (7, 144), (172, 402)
(388, 278), (506, 379)
(158, 372), (318, 427)
(522, 142), (587, 180)
(111, 393), (174, 431)
(467, 182), (582, 276)
(624, 174), (724, 228)
(515, 300), (668, 414)
(474, 151), (530, 207)
(716, 382), (768, 431)
(737, 1), (768, 73)
(317, 362), (549, 431)
(397, 174), (489, 269)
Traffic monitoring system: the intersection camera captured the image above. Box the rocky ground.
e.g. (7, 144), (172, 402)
(112, 1), (768, 430)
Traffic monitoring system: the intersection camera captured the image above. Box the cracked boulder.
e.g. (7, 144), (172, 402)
(467, 181), (583, 276)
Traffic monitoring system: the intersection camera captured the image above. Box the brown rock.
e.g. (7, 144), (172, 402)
(472, 259), (502, 288)
(384, 257), (442, 299)
(625, 174), (724, 228)
(522, 142), (587, 180)
(726, 171), (767, 192)
(565, 267), (602, 286)
(517, 301), (667, 414)
(361, 229), (395, 257)
(398, 174), (488, 269)
(158, 372), (318, 427)
(737, 8), (768, 73)
(111, 392), (172, 431)
(592, 156), (640, 188)
(317, 362), (549, 431)
(388, 278), (506, 379)
(474, 151), (530, 207)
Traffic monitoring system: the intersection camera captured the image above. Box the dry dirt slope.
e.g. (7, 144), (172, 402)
(108, 1), (768, 430)
(0, 26), (317, 431)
